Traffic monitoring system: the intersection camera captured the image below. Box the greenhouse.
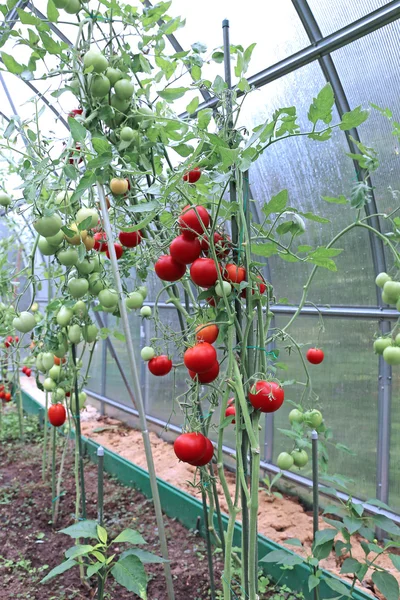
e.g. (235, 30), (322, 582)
(0, 0), (400, 598)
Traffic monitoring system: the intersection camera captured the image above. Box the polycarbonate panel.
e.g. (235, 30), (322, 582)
(307, 0), (392, 36)
(239, 61), (377, 305)
(81, 335), (104, 395)
(271, 315), (379, 501)
(389, 365), (400, 512)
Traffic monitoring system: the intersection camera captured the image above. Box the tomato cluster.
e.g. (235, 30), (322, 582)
(374, 272), (400, 365)
(4, 335), (19, 348)
(173, 432), (214, 466)
(21, 366), (32, 377)
(0, 383), (12, 402)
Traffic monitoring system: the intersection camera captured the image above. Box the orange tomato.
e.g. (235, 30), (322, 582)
(195, 324), (219, 344)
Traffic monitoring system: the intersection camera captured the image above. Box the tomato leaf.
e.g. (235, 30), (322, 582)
(17, 8), (40, 25)
(197, 108), (213, 130)
(308, 83), (334, 125)
(1, 52), (25, 74)
(158, 87), (188, 102)
(92, 137), (112, 154)
(111, 555), (148, 598)
(68, 116), (87, 143)
(372, 571), (399, 600)
(300, 212), (330, 224)
(126, 201), (159, 213)
(322, 195), (348, 205)
(72, 171), (97, 201)
(262, 189), (288, 217)
(340, 106), (369, 131)
(86, 153), (112, 170)
(325, 578), (351, 597)
(46, 0), (59, 22)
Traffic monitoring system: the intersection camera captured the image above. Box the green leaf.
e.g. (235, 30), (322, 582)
(389, 553), (400, 571)
(40, 559), (77, 583)
(92, 137), (111, 154)
(372, 514), (400, 536)
(86, 153), (112, 170)
(197, 108), (213, 130)
(39, 31), (66, 55)
(17, 8), (40, 25)
(126, 201), (159, 213)
(186, 96), (199, 115)
(46, 0), (59, 22)
(113, 331), (125, 342)
(59, 520), (99, 540)
(262, 189), (288, 217)
(212, 74), (227, 94)
(340, 558), (362, 575)
(308, 575), (320, 592)
(87, 562), (104, 577)
(322, 195), (348, 205)
(283, 538), (303, 547)
(325, 577), (351, 597)
(68, 117), (86, 143)
(158, 87), (188, 102)
(65, 545), (94, 559)
(120, 212), (156, 233)
(314, 528), (337, 548)
(71, 171), (97, 201)
(260, 549), (291, 564)
(77, 217), (92, 231)
(218, 147), (240, 169)
(1, 52), (24, 74)
(113, 529), (147, 545)
(372, 571), (399, 600)
(219, 415), (235, 429)
(300, 212), (330, 224)
(243, 42), (256, 73)
(97, 525), (108, 544)
(308, 83), (334, 125)
(111, 555), (148, 599)
(343, 515), (362, 535)
(340, 106), (369, 131)
(120, 549), (168, 564)
(171, 143), (194, 157)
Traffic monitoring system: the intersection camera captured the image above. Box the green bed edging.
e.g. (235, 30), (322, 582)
(21, 390), (374, 600)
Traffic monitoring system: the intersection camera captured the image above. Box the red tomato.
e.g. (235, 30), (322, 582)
(227, 398), (235, 407)
(248, 381), (284, 413)
(200, 232), (231, 259)
(54, 356), (66, 366)
(4, 392), (11, 402)
(184, 342), (217, 374)
(106, 243), (124, 260)
(69, 108), (83, 117)
(126, 178), (131, 191)
(174, 432), (207, 462)
(206, 297), (216, 307)
(0, 391), (5, 399)
(170, 235), (201, 265)
(224, 263), (246, 284)
(189, 437), (214, 466)
(183, 168), (201, 184)
(306, 348), (324, 364)
(195, 324), (219, 344)
(190, 258), (221, 287)
(48, 403), (66, 427)
(155, 255), (186, 282)
(241, 275), (267, 298)
(178, 205), (210, 239)
(148, 355), (173, 376)
(0, 385), (4, 392)
(225, 405), (236, 424)
(22, 366), (27, 374)
(25, 368), (32, 377)
(4, 341), (10, 348)
(94, 231), (108, 252)
(119, 230), (142, 248)
(189, 360), (219, 383)
(14, 336), (19, 343)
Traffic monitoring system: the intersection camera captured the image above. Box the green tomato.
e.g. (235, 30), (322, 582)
(76, 207), (99, 229)
(397, 298), (400, 312)
(90, 74), (111, 98)
(383, 281), (400, 302)
(383, 345), (400, 366)
(141, 346), (155, 361)
(36, 354), (45, 373)
(33, 214), (62, 237)
(89, 273), (105, 295)
(382, 291), (396, 305)
(53, 387), (65, 402)
(77, 258), (95, 275)
(64, 0), (81, 13)
(105, 67), (123, 86)
(277, 452), (294, 470)
(114, 79), (134, 100)
(38, 237), (58, 256)
(42, 352), (55, 371)
(49, 365), (61, 381)
(68, 278), (89, 299)
(83, 49), (108, 73)
(304, 409), (323, 428)
(291, 449), (309, 468)
(0, 192), (11, 207)
(56, 306), (74, 327)
(73, 300), (87, 318)
(375, 272), (391, 288)
(90, 254), (102, 273)
(126, 292), (144, 310)
(52, 0), (69, 8)
(138, 285), (147, 299)
(43, 377), (57, 392)
(68, 324), (82, 344)
(98, 288), (119, 308)
(120, 126), (135, 142)
(140, 306), (152, 318)
(131, 107), (154, 128)
(70, 391), (87, 412)
(83, 324), (98, 343)
(374, 337), (392, 354)
(58, 248), (79, 267)
(55, 191), (75, 214)
(395, 333), (400, 346)
(288, 409), (304, 424)
(13, 311), (36, 333)
(110, 94), (131, 114)
(46, 230), (65, 247)
(54, 339), (68, 359)
(215, 281), (232, 297)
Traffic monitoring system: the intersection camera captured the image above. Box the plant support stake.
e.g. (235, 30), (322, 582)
(97, 446), (105, 600)
(96, 181), (175, 600)
(312, 430), (319, 600)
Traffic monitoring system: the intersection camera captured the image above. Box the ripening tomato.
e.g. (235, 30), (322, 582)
(14, 336), (19, 344)
(119, 230), (142, 248)
(69, 108), (83, 118)
(155, 255), (186, 282)
(190, 258), (221, 287)
(178, 205), (210, 239)
(94, 231), (108, 252)
(110, 178), (129, 195)
(106, 243), (124, 260)
(174, 432), (207, 463)
(224, 263), (246, 284)
(248, 381), (284, 413)
(170, 235), (201, 265)
(148, 355), (173, 376)
(241, 275), (266, 298)
(306, 348), (324, 365)
(48, 403), (66, 427)
(4, 392), (11, 402)
(200, 232), (231, 259)
(195, 324), (219, 344)
(183, 168), (201, 184)
(189, 437), (214, 466)
(184, 342), (217, 374)
(25, 368), (32, 377)
(54, 356), (66, 366)
(225, 405), (236, 424)
(189, 360), (219, 383)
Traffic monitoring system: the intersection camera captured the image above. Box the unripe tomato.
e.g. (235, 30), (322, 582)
(306, 348), (324, 364)
(43, 377), (57, 392)
(114, 79), (135, 100)
(76, 207), (99, 229)
(225, 405), (236, 424)
(68, 324), (82, 344)
(90, 74), (111, 97)
(83, 324), (98, 343)
(105, 67), (123, 86)
(248, 381), (284, 413)
(53, 388), (65, 402)
(148, 355), (172, 376)
(173, 432), (207, 463)
(277, 452), (294, 470)
(68, 278), (89, 299)
(49, 364), (61, 381)
(110, 178), (129, 195)
(170, 235), (202, 265)
(195, 324), (219, 344)
(64, 0), (81, 14)
(138, 286), (147, 298)
(184, 342), (217, 374)
(383, 346), (400, 365)
(119, 230), (142, 248)
(120, 126), (135, 142)
(89, 273), (105, 296)
(178, 205), (210, 239)
(106, 243), (124, 260)
(38, 237), (58, 256)
(13, 311), (36, 333)
(374, 337), (392, 354)
(0, 192), (11, 207)
(383, 281), (400, 302)
(94, 231), (108, 252)
(224, 263), (246, 284)
(155, 255), (186, 282)
(304, 409), (323, 428)
(46, 230), (65, 247)
(55, 190), (75, 214)
(58, 248), (79, 266)
(189, 360), (219, 383)
(189, 437), (214, 466)
(141, 346), (155, 361)
(215, 281), (232, 297)
(48, 403), (66, 427)
(33, 214), (62, 237)
(73, 300), (87, 318)
(375, 272), (391, 288)
(291, 449), (309, 468)
(289, 409), (304, 424)
(126, 292), (144, 310)
(64, 223), (83, 245)
(395, 333), (400, 346)
(190, 258), (220, 287)
(99, 288), (119, 308)
(183, 168), (201, 184)
(77, 258), (95, 275)
(83, 49), (108, 73)
(140, 306), (152, 318)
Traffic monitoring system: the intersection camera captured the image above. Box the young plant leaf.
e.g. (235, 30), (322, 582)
(371, 570), (399, 600)
(112, 529), (147, 545)
(111, 555), (148, 598)
(40, 559), (77, 583)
